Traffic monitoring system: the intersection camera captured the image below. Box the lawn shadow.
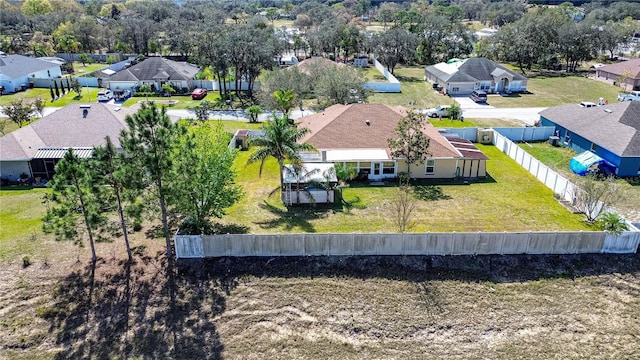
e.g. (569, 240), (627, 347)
(255, 200), (318, 233)
(45, 248), (225, 359)
(395, 75), (423, 83)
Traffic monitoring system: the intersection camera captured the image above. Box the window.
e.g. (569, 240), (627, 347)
(382, 161), (395, 174)
(451, 87), (459, 92)
(425, 159), (435, 175)
(591, 143), (597, 152)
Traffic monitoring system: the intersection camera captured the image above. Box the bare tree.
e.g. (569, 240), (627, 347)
(391, 186), (416, 233)
(575, 174), (624, 223)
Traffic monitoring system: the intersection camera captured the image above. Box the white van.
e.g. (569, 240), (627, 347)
(97, 90), (113, 102)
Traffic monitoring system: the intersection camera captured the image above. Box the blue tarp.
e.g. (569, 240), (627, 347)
(570, 151), (604, 176)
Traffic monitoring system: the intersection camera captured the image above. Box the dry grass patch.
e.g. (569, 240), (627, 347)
(1, 252), (638, 360)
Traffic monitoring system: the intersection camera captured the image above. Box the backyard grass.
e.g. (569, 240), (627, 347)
(121, 92), (229, 110)
(0, 188), (50, 261)
(519, 142), (640, 222)
(358, 66), (387, 81)
(369, 65), (447, 109)
(223, 145), (591, 233)
(70, 61), (108, 76)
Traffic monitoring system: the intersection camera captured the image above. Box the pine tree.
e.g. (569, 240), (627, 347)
(43, 149), (106, 263)
(119, 102), (186, 262)
(92, 136), (143, 261)
(54, 81), (60, 98)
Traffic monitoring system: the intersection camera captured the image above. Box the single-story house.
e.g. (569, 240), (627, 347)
(297, 103), (488, 181)
(539, 101), (640, 177)
(424, 57), (528, 96)
(0, 103), (135, 182)
(106, 57), (200, 93)
(595, 58), (640, 91)
(0, 54), (63, 93)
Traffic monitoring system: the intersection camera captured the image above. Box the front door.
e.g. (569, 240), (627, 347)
(372, 162), (381, 179)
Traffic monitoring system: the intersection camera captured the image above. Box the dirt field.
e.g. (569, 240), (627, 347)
(1, 242), (639, 360)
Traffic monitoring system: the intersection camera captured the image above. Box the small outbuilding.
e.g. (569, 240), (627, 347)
(282, 163), (338, 205)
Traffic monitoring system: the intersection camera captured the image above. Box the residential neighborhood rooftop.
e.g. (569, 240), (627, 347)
(539, 101), (640, 157)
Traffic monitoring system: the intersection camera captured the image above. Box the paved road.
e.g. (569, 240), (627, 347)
(164, 108), (316, 122)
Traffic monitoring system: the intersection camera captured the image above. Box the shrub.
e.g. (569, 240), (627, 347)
(22, 256), (31, 268)
(594, 212), (629, 235)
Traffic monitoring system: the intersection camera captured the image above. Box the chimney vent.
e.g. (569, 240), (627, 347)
(365, 119), (371, 126)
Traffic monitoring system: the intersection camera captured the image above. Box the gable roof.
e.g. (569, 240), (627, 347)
(539, 101), (640, 157)
(426, 58), (527, 83)
(0, 54), (60, 79)
(298, 104), (462, 158)
(597, 58), (640, 79)
(0, 103), (135, 160)
(108, 57), (199, 82)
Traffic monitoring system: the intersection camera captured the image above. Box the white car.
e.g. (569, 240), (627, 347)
(425, 105), (451, 118)
(97, 90), (113, 102)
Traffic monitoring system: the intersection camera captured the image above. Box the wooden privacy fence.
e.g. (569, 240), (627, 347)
(175, 231), (640, 258)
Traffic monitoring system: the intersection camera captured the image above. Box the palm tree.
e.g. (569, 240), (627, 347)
(272, 88), (296, 121)
(248, 113), (315, 194)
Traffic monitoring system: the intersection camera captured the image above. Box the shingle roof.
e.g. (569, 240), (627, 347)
(297, 104), (462, 158)
(108, 57), (199, 82)
(597, 58), (640, 79)
(539, 101), (640, 157)
(425, 58), (527, 83)
(0, 54), (60, 78)
(0, 103), (135, 160)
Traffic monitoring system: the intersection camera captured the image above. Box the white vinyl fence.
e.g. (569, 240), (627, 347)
(362, 59), (401, 93)
(494, 132), (576, 203)
(175, 231), (640, 258)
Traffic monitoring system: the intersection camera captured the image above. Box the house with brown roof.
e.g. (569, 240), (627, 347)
(0, 103), (135, 182)
(595, 58), (640, 91)
(297, 103), (488, 181)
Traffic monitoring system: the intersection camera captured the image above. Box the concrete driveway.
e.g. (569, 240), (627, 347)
(453, 96), (495, 109)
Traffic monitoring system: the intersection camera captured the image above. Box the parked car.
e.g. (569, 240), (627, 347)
(424, 105), (451, 118)
(113, 89), (131, 101)
(579, 101), (597, 108)
(617, 90), (640, 102)
(469, 90), (488, 103)
(191, 88), (207, 100)
(97, 90), (113, 102)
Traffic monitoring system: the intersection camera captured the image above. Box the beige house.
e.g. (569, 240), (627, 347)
(297, 104), (488, 181)
(595, 58), (640, 91)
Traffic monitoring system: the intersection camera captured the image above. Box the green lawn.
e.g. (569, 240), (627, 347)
(369, 65), (447, 109)
(520, 142), (640, 221)
(487, 75), (621, 108)
(0, 188), (50, 261)
(222, 145), (590, 233)
(70, 62), (108, 76)
(122, 92), (225, 109)
(0, 87), (101, 107)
